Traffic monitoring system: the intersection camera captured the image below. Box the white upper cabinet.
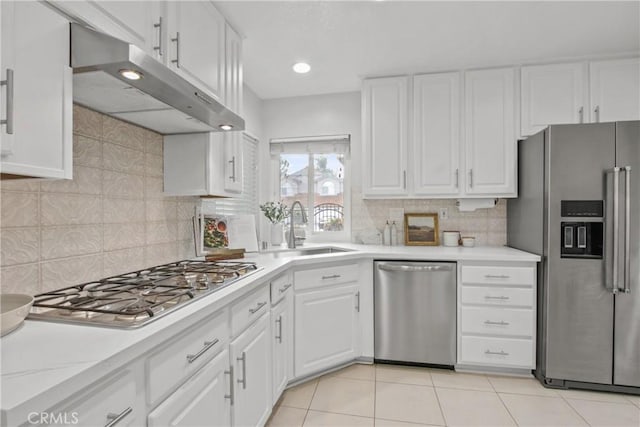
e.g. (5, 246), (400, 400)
(225, 23), (243, 115)
(1, 1), (72, 179)
(51, 1), (162, 59)
(464, 67), (517, 197)
(521, 62), (586, 137)
(223, 132), (243, 193)
(362, 76), (409, 197)
(413, 72), (461, 196)
(166, 0), (225, 101)
(589, 57), (640, 123)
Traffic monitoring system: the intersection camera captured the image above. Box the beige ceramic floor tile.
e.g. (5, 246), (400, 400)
(499, 393), (588, 426)
(375, 382), (445, 426)
(281, 379), (319, 409)
(566, 398), (640, 427)
(436, 387), (516, 427)
(326, 364), (376, 381)
(304, 410), (374, 427)
(374, 420), (439, 427)
(310, 377), (375, 417)
(626, 395), (640, 408)
(556, 388), (635, 404)
(487, 375), (559, 397)
(375, 365), (432, 386)
(430, 370), (493, 391)
(267, 406), (308, 427)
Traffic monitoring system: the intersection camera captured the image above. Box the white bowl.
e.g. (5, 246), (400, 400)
(1, 294), (34, 336)
(461, 237), (476, 247)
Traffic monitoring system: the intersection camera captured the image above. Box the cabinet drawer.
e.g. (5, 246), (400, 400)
(461, 265), (535, 286)
(270, 271), (293, 305)
(147, 310), (228, 405)
(56, 369), (137, 427)
(460, 336), (533, 368)
(461, 307), (533, 337)
(461, 286), (533, 307)
(294, 263), (359, 291)
(231, 284), (270, 336)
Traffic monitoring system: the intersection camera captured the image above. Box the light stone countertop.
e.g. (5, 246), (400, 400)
(0, 243), (539, 425)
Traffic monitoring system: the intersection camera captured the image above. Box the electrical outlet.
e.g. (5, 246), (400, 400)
(389, 208), (404, 223)
(439, 208), (449, 220)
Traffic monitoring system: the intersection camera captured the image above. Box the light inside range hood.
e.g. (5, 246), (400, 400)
(71, 23), (244, 135)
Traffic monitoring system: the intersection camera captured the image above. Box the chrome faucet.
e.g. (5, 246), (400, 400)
(287, 201), (308, 249)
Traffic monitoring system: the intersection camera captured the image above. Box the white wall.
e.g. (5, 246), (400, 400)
(243, 84), (264, 140)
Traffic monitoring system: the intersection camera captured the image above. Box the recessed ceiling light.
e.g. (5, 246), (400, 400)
(119, 69), (143, 80)
(292, 62), (311, 74)
(219, 124), (233, 131)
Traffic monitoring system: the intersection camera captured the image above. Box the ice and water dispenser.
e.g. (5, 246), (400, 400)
(560, 201), (604, 259)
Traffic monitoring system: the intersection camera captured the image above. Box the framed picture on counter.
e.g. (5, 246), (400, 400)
(404, 213), (439, 246)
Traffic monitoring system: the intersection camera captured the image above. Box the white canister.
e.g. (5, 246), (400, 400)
(443, 231), (460, 247)
(462, 236), (476, 247)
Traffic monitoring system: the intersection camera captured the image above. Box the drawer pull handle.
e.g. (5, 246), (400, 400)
(279, 283), (292, 293)
(249, 301), (267, 314)
(275, 315), (283, 343)
(355, 291), (360, 312)
(186, 338), (219, 364)
(484, 320), (510, 326)
(322, 274), (341, 280)
(485, 274), (510, 279)
(485, 349), (509, 356)
(484, 295), (510, 300)
(224, 366), (234, 405)
(105, 407), (132, 427)
(237, 352), (247, 389)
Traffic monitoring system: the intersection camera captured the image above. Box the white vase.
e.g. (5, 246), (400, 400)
(270, 223), (284, 246)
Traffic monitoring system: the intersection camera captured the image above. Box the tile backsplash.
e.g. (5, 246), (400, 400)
(0, 105), (199, 296)
(351, 187), (507, 246)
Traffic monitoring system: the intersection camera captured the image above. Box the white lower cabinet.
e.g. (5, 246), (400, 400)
(457, 262), (537, 370)
(294, 265), (361, 377)
(230, 311), (272, 427)
(271, 294), (291, 404)
(147, 349), (232, 427)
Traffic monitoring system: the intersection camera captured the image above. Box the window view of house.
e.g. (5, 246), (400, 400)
(279, 153), (345, 232)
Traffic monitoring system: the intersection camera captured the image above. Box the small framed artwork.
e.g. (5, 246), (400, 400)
(404, 213), (440, 246)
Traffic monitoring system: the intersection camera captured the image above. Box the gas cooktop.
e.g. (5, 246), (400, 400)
(28, 260), (261, 329)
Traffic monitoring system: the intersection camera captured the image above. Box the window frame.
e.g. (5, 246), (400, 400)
(271, 151), (351, 243)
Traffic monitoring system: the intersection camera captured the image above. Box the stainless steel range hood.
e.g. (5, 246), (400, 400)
(70, 23), (244, 135)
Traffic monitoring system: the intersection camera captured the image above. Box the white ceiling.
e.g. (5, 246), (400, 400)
(215, 1), (640, 100)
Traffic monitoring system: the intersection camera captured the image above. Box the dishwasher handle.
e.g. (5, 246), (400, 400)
(377, 263), (453, 273)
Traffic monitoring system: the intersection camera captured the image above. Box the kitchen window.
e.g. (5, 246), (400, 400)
(202, 133), (259, 217)
(270, 135), (350, 240)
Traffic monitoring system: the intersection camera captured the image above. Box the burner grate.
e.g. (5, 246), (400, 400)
(29, 260), (260, 328)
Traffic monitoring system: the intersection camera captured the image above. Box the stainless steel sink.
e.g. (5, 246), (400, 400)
(265, 247), (352, 258)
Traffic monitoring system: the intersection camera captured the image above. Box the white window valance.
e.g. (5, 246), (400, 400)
(269, 134), (350, 155)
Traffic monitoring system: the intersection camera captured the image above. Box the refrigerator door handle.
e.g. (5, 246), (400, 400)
(605, 167), (620, 293)
(623, 166), (631, 293)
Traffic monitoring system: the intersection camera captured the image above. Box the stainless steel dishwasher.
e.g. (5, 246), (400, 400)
(374, 261), (456, 367)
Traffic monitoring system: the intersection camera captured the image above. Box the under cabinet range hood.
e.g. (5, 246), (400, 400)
(70, 23), (244, 134)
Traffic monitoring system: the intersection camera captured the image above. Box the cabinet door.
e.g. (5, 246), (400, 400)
(148, 349), (231, 427)
(230, 313), (272, 427)
(413, 72), (461, 196)
(590, 58), (640, 122)
(51, 1), (162, 59)
(362, 77), (409, 197)
(271, 299), (289, 404)
(224, 132), (243, 193)
(225, 23), (243, 115)
(521, 62), (586, 136)
(167, 1), (225, 101)
(0, 1), (72, 179)
(295, 284), (360, 378)
(464, 68), (517, 197)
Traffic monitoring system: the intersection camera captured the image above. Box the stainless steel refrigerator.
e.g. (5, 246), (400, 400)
(508, 121), (639, 394)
